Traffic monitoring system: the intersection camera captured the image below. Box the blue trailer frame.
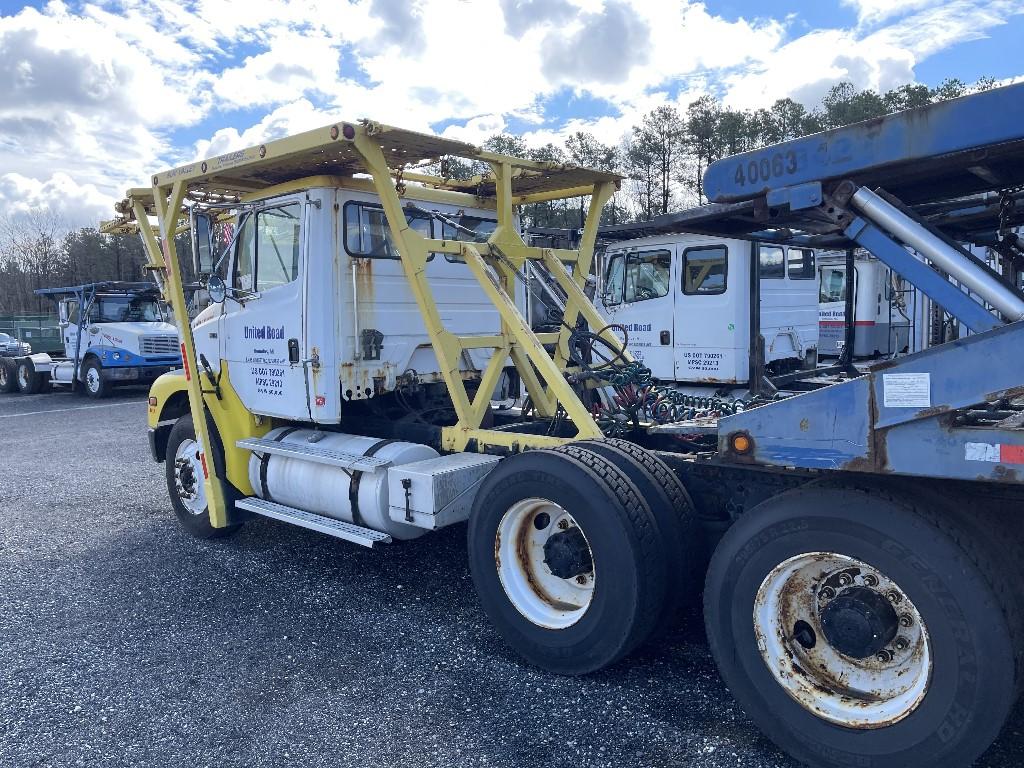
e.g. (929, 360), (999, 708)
(663, 86), (1024, 486)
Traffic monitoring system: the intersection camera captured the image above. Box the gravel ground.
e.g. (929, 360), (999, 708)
(1, 388), (1022, 768)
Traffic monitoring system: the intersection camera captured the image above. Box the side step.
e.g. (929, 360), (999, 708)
(236, 436), (392, 472)
(236, 497), (392, 548)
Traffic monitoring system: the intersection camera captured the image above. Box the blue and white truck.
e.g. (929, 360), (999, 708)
(0, 282), (182, 398)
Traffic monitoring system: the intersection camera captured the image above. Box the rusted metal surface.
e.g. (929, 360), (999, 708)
(754, 552), (931, 729)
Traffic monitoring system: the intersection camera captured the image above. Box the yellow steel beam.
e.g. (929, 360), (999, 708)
(151, 179), (231, 527)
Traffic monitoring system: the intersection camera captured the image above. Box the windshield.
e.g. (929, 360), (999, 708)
(89, 296), (165, 323)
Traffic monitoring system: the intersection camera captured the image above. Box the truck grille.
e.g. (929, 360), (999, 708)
(140, 335), (179, 356)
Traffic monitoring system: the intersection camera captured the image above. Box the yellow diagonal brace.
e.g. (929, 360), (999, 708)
(460, 242), (602, 439)
(152, 181), (229, 527)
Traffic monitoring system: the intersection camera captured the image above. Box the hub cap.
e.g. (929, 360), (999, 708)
(754, 552), (931, 729)
(495, 498), (596, 629)
(173, 438), (207, 516)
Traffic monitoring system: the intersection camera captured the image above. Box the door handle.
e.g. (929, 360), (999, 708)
(660, 330), (671, 345)
(288, 338), (300, 364)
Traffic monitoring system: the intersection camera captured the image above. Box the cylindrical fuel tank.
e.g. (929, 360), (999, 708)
(248, 428), (438, 540)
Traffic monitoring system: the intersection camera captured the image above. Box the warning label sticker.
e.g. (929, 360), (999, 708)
(882, 373), (931, 408)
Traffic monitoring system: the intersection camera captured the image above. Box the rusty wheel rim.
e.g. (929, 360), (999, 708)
(754, 552), (931, 729)
(495, 498), (596, 630)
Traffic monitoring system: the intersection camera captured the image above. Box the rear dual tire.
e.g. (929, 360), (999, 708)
(0, 358), (16, 393)
(15, 359), (48, 394)
(468, 447), (666, 675)
(704, 484), (1020, 768)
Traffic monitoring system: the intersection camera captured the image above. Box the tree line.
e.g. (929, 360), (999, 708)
(0, 76), (996, 314)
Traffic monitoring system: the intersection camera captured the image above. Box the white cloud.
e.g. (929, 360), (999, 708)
(0, 0), (1019, 223)
(0, 172), (112, 227)
(840, 0), (944, 26)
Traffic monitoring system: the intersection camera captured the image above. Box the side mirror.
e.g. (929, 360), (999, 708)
(191, 209), (215, 276)
(58, 319), (69, 329)
(207, 274), (227, 304)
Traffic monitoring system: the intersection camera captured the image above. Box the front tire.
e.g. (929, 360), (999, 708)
(468, 447), (666, 675)
(165, 414), (242, 539)
(704, 484), (1017, 768)
(81, 359), (109, 399)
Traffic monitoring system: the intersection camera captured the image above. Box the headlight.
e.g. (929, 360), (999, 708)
(112, 352), (121, 360)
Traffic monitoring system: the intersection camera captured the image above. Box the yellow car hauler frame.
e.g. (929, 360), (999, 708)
(105, 119), (627, 527)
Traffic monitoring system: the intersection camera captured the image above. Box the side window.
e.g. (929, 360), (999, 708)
(759, 245), (785, 279)
(819, 267), (847, 303)
(233, 213), (255, 291)
(682, 245), (727, 295)
(624, 250), (671, 303)
(255, 203), (302, 291)
(602, 254), (624, 305)
(344, 201), (432, 259)
(65, 300), (79, 325)
(788, 248), (815, 280)
(441, 214), (497, 262)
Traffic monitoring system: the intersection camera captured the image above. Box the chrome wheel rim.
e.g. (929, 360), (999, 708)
(173, 438), (207, 516)
(754, 551), (931, 729)
(495, 497), (596, 629)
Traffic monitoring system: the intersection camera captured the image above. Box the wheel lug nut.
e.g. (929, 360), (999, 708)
(557, 519), (570, 530)
(886, 590), (902, 604)
(575, 575), (588, 585)
(894, 636), (909, 652)
(837, 573), (852, 586)
(819, 586), (836, 601)
(863, 574), (879, 587)
(899, 613), (913, 628)
(876, 649), (894, 663)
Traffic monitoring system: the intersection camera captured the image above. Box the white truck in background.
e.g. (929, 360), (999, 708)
(818, 250), (911, 358)
(594, 232), (819, 392)
(0, 282), (181, 398)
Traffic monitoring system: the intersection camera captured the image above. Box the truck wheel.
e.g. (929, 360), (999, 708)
(559, 438), (705, 630)
(15, 359), (41, 394)
(703, 484), (1018, 768)
(165, 414), (242, 539)
(81, 359), (109, 399)
(467, 447), (665, 675)
(0, 358), (17, 393)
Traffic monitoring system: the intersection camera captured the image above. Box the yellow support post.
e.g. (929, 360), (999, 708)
(151, 180), (230, 527)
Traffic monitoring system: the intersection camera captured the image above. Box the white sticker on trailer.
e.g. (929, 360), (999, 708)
(882, 373), (931, 408)
(964, 442), (1000, 462)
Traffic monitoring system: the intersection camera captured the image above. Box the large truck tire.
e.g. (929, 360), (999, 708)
(703, 484), (1018, 768)
(467, 447), (666, 675)
(558, 438), (705, 631)
(0, 358), (17, 393)
(81, 358), (109, 399)
(15, 358), (42, 394)
(165, 414), (243, 539)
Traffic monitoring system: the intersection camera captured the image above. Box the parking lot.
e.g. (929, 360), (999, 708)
(0, 388), (1022, 768)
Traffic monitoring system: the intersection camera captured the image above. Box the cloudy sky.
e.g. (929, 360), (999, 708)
(0, 0), (1022, 227)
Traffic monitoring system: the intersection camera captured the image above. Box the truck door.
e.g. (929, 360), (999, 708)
(60, 299), (81, 359)
(674, 243), (736, 383)
(219, 198), (310, 420)
(598, 247), (674, 377)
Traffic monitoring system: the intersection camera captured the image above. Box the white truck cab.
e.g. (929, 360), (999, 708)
(0, 282), (182, 397)
(595, 233), (819, 388)
(190, 179), (515, 425)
